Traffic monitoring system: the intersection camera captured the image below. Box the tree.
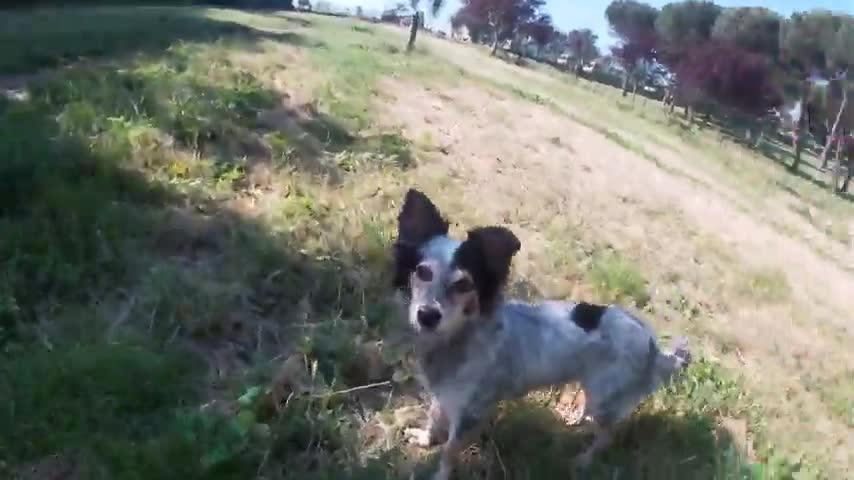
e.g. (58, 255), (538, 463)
(677, 40), (781, 114)
(566, 28), (599, 71)
(523, 13), (555, 56)
(404, 0), (452, 52)
(656, 0), (722, 50)
(605, 0), (658, 40)
(781, 10), (847, 170)
(711, 7), (781, 59)
(656, 1), (722, 119)
(605, 0), (659, 94)
(454, 0), (548, 55)
(610, 30), (657, 93)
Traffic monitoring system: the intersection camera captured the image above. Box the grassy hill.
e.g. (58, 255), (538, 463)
(1, 6), (851, 479)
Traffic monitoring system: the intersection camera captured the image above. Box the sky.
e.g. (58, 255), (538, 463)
(329, 0), (854, 49)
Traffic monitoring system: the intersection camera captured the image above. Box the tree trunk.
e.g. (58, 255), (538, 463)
(821, 84), (847, 170)
(490, 30), (499, 56)
(631, 81), (638, 103)
(406, 12), (419, 53)
(832, 89), (847, 192)
(621, 72), (629, 97)
(842, 154), (852, 192)
(792, 81), (810, 171)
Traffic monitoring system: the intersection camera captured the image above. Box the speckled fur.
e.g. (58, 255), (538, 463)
(393, 189), (691, 480)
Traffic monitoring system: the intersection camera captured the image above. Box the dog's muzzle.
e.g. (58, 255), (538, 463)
(416, 306), (442, 329)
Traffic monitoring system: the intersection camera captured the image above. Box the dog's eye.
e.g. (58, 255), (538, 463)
(450, 277), (474, 294)
(415, 264), (433, 282)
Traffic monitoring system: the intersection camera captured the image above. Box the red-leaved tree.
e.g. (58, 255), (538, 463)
(676, 40), (781, 117)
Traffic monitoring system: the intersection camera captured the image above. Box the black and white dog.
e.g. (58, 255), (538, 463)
(392, 189), (691, 479)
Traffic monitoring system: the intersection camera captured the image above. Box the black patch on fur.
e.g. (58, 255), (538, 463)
(452, 226), (521, 313)
(392, 189), (449, 290)
(571, 302), (606, 332)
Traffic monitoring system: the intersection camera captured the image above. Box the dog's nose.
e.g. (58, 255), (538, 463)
(417, 307), (442, 329)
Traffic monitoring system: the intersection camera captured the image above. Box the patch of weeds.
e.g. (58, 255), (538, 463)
(301, 112), (355, 151)
(803, 371), (854, 427)
(367, 131), (415, 168)
(351, 24), (375, 35)
(507, 85), (547, 105)
(739, 267), (790, 304)
(264, 131), (295, 163)
(417, 130), (435, 151)
(649, 359), (816, 479)
(825, 221), (851, 246)
(588, 251), (650, 307)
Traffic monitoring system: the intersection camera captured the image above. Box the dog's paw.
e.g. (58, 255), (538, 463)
(405, 428), (432, 448)
(671, 337), (692, 367)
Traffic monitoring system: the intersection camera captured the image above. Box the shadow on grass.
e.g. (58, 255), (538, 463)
(402, 401), (753, 480)
(0, 36), (413, 480)
(0, 6), (319, 76)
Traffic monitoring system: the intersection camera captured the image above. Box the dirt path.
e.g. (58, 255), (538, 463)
(380, 78), (854, 473)
(418, 32), (854, 271)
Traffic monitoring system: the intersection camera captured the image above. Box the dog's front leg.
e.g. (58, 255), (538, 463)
(406, 397), (449, 447)
(433, 412), (485, 480)
(573, 422), (613, 469)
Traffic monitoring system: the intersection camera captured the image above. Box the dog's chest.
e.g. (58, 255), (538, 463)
(418, 333), (500, 409)
(422, 354), (495, 418)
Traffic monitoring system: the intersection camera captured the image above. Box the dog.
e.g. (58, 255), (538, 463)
(392, 189), (691, 480)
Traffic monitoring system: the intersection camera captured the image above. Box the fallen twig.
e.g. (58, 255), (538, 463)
(490, 437), (507, 480)
(313, 380), (392, 398)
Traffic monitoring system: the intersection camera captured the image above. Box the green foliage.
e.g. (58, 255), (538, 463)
(711, 7), (782, 59)
(780, 10), (841, 72)
(656, 0), (722, 59)
(605, 0), (659, 39)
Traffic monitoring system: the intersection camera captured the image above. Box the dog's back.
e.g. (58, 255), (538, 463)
(487, 302), (686, 410)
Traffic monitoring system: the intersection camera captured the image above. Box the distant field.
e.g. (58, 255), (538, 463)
(1, 6), (851, 479)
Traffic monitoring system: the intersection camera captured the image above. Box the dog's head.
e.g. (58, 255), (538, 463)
(393, 189), (521, 337)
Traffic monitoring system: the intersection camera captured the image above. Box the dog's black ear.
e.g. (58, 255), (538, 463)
(397, 189), (449, 246)
(393, 189), (449, 289)
(453, 226), (521, 312)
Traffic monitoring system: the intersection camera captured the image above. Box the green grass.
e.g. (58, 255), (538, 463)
(588, 251), (651, 308)
(0, 6), (836, 479)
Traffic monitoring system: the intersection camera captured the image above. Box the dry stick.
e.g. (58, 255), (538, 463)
(107, 294), (136, 343)
(313, 380), (392, 398)
(490, 437), (508, 480)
